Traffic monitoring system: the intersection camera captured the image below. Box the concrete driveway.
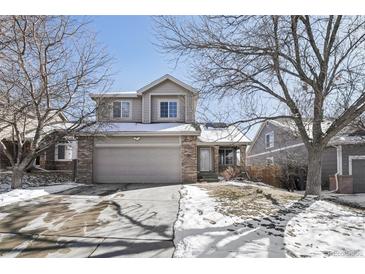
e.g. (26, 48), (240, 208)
(0, 183), (181, 258)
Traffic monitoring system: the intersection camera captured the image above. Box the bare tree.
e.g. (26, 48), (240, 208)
(0, 16), (112, 188)
(154, 15), (365, 195)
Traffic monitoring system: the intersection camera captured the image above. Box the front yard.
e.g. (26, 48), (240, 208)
(173, 181), (365, 258)
(1, 173), (364, 258)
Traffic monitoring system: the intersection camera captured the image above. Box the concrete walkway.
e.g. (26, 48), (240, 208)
(0, 183), (181, 258)
(323, 193), (365, 209)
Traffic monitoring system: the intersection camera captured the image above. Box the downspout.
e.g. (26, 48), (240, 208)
(332, 172), (339, 193)
(330, 145), (342, 193)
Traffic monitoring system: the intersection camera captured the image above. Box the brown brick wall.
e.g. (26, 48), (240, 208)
(41, 144), (73, 171)
(329, 175), (353, 194)
(0, 147), (10, 170)
(181, 136), (197, 183)
(0, 140), (15, 170)
(76, 136), (94, 184)
(213, 146), (219, 174)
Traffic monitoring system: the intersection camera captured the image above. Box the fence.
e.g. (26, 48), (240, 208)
(247, 165), (284, 188)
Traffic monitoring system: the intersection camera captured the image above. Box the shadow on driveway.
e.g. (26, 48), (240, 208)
(0, 183), (181, 257)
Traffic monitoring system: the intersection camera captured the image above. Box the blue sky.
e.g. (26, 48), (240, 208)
(88, 16), (257, 139)
(89, 16), (190, 91)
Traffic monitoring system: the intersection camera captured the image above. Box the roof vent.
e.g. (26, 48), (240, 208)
(205, 122), (227, 129)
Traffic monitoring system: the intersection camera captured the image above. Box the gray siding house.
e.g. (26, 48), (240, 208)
(75, 74), (250, 184)
(247, 119), (365, 193)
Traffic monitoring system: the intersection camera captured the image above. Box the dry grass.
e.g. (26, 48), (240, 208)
(200, 183), (302, 218)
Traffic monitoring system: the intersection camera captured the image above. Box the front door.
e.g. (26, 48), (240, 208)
(200, 148), (211, 171)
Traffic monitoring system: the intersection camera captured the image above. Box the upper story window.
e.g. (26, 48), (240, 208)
(160, 101), (178, 118)
(265, 131), (274, 148)
(113, 101), (131, 118)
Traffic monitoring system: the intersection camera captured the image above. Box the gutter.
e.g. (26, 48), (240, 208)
(76, 131), (201, 137)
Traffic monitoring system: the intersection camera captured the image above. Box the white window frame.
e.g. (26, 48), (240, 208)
(266, 156), (274, 166)
(265, 131), (274, 149)
(348, 155), (365, 175)
(55, 143), (72, 162)
(112, 100), (132, 119)
(219, 148), (235, 165)
(158, 99), (179, 120)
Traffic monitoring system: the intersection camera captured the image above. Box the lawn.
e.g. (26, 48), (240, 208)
(173, 181), (365, 258)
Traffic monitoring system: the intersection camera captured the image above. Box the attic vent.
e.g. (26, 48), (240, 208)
(205, 122), (227, 129)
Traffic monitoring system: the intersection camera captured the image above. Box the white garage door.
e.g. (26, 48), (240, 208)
(93, 146), (182, 183)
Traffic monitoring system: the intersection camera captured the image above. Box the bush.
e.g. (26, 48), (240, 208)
(222, 166), (242, 181)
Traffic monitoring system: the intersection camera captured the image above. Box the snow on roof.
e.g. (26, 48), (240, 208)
(89, 74), (197, 99)
(329, 135), (365, 146)
(198, 124), (251, 144)
(270, 118), (365, 146)
(0, 121), (74, 140)
(269, 118), (333, 138)
(137, 74), (197, 94)
(82, 122), (200, 136)
(89, 91), (138, 98)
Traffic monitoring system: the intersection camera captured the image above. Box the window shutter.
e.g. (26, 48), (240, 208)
(66, 145), (73, 160)
(121, 101), (130, 118)
(113, 102), (121, 118)
(55, 145), (58, 160)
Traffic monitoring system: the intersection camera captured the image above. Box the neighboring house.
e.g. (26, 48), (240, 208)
(247, 119), (365, 193)
(75, 74), (250, 184)
(0, 112), (77, 172)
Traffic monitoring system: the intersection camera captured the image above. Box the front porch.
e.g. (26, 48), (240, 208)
(197, 145), (246, 181)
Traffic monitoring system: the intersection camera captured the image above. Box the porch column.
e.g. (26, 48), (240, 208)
(181, 136), (198, 183)
(213, 146), (219, 175)
(239, 145), (246, 170)
(76, 136), (94, 184)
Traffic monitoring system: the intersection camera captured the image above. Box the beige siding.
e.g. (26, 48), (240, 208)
(95, 79), (197, 124)
(95, 136), (180, 145)
(96, 97), (142, 122)
(142, 94), (150, 123)
(151, 95), (185, 123)
(185, 93), (195, 123)
(142, 79), (196, 123)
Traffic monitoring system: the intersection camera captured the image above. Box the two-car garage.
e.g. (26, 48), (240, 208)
(93, 136), (182, 183)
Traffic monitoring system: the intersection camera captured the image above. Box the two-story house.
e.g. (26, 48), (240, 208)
(74, 74), (250, 184)
(247, 118), (365, 193)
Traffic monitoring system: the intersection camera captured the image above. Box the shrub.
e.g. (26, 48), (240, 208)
(222, 166), (242, 181)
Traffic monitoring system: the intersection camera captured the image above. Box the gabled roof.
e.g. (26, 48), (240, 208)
(248, 118), (365, 153)
(89, 74), (197, 99)
(246, 121), (269, 154)
(137, 74), (198, 95)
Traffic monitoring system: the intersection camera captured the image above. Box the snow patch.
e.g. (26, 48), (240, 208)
(0, 183), (81, 207)
(174, 183), (365, 258)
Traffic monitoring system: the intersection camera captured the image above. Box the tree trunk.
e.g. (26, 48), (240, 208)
(305, 149), (323, 196)
(11, 167), (24, 189)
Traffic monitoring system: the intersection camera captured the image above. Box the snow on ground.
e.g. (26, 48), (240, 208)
(173, 181), (365, 258)
(0, 183), (80, 207)
(0, 171), (81, 207)
(324, 193), (365, 209)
